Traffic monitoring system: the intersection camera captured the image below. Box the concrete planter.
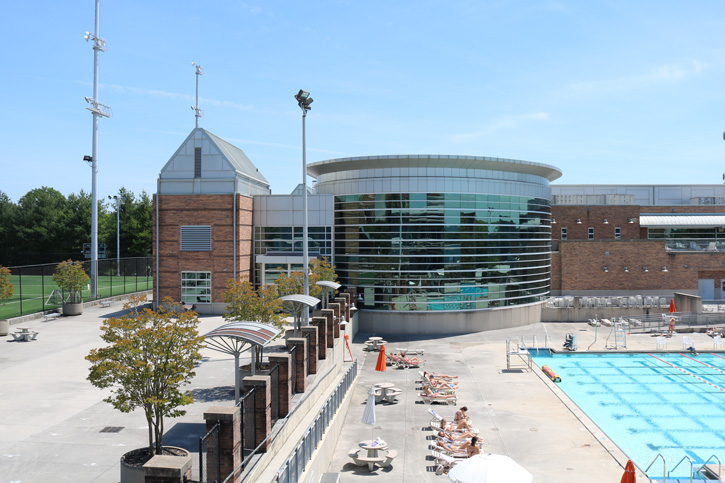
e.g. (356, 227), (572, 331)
(0, 319), (9, 336)
(62, 302), (83, 316)
(120, 446), (190, 483)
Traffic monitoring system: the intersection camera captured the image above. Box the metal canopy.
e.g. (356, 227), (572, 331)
(639, 214), (725, 228)
(203, 321), (282, 404)
(316, 280), (341, 290)
(279, 294), (320, 307)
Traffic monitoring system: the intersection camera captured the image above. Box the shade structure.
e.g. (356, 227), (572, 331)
(375, 344), (387, 372)
(448, 454), (533, 483)
(620, 460), (636, 483)
(669, 299), (677, 313)
(362, 385), (377, 425)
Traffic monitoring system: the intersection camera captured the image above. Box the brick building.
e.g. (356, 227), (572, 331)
(153, 128), (270, 313)
(551, 185), (725, 300)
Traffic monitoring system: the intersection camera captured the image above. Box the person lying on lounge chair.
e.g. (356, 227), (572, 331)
(423, 387), (457, 399)
(441, 417), (473, 432)
(428, 379), (459, 390)
(438, 429), (477, 441)
(399, 354), (425, 365)
(436, 436), (480, 454)
(427, 371), (457, 379)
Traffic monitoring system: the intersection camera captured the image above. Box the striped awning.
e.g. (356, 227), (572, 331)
(203, 321), (281, 356)
(639, 214), (725, 228)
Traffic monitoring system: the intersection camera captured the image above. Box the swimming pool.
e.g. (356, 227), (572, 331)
(531, 351), (725, 478)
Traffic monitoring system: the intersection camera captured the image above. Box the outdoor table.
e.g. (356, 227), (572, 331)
(374, 382), (396, 403)
(359, 439), (388, 458)
(17, 328), (30, 334)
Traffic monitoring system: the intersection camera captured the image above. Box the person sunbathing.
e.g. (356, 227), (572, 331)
(441, 417), (473, 432)
(454, 406), (470, 424)
(423, 387), (457, 399)
(438, 429), (477, 441)
(429, 379), (458, 389)
(466, 438), (481, 457)
(402, 354), (425, 365)
(427, 371), (457, 379)
(436, 436), (480, 454)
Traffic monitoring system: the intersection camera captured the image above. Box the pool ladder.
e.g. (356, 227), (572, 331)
(644, 453), (722, 482)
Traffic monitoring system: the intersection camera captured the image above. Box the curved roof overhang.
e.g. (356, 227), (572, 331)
(203, 321), (281, 356)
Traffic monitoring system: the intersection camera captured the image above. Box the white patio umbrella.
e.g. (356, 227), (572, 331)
(362, 385), (377, 438)
(448, 453), (533, 483)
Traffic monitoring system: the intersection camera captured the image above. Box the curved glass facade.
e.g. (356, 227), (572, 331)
(309, 155), (560, 312)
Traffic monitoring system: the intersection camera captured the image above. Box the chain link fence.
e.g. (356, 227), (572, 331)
(1, 257), (153, 319)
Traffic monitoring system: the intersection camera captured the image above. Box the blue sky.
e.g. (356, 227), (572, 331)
(3, 1), (725, 203)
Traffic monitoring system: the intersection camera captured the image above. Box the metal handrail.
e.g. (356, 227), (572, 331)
(670, 455), (694, 483)
(645, 454), (666, 483)
(698, 455), (722, 482)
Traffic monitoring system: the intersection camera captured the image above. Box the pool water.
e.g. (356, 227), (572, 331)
(531, 351), (725, 478)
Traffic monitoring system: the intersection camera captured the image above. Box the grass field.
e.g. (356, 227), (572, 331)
(0, 274), (153, 320)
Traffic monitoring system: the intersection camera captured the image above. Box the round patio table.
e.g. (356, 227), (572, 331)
(359, 439), (388, 458)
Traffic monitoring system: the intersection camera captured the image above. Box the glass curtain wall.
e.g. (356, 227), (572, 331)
(334, 193), (552, 311)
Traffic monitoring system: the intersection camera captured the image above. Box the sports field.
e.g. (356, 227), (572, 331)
(0, 274), (153, 319)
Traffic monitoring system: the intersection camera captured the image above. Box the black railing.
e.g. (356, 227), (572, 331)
(269, 363), (280, 421)
(199, 421), (221, 483)
(288, 345), (297, 394)
(238, 387), (257, 459)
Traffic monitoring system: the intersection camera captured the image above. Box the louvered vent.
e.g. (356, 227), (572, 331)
(181, 225), (211, 251)
(194, 147), (202, 178)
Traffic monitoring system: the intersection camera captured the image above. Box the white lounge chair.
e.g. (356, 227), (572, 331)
(420, 393), (457, 405)
(715, 336), (724, 349)
(683, 336), (695, 350)
(432, 450), (458, 475)
(656, 336), (667, 350)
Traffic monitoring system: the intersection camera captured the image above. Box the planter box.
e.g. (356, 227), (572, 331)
(63, 303), (83, 316)
(120, 446), (190, 483)
(0, 319), (9, 336)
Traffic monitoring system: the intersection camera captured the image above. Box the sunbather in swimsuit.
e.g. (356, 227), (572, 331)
(441, 418), (472, 432)
(424, 387), (456, 398)
(454, 406), (470, 423)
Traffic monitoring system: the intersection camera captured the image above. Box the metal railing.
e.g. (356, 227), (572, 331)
(1, 257), (152, 319)
(199, 421), (221, 483)
(288, 345), (297, 394)
(275, 359), (358, 483)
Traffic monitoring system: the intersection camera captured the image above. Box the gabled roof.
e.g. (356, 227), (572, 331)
(205, 130), (269, 184)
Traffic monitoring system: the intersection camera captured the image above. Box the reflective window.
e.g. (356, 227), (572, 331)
(181, 271), (211, 304)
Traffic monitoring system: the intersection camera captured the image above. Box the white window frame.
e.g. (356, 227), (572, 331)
(181, 271), (212, 304)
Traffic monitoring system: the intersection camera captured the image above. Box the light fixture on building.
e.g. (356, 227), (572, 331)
(662, 266), (668, 272)
(576, 219), (582, 224)
(603, 266), (608, 272)
(628, 218), (636, 224)
(551, 218), (556, 224)
(603, 218), (609, 224)
(643, 266), (649, 272)
(623, 266), (629, 272)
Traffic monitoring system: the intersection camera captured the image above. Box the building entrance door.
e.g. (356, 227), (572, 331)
(699, 279), (715, 301)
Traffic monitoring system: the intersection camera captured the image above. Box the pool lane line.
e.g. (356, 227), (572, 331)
(679, 353), (725, 375)
(646, 353), (725, 393)
(710, 353), (725, 362)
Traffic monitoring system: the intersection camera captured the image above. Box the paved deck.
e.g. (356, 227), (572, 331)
(0, 304), (721, 482)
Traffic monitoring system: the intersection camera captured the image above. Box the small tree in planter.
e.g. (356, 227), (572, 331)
(0, 265), (13, 335)
(52, 259), (89, 305)
(86, 297), (205, 459)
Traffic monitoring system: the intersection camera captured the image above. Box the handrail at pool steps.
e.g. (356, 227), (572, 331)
(645, 453), (666, 482)
(670, 454), (694, 481)
(699, 454), (722, 482)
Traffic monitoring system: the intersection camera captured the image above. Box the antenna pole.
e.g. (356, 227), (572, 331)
(192, 63), (203, 128)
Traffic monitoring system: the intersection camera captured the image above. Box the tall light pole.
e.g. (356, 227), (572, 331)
(294, 89), (313, 326)
(108, 195), (120, 276)
(84, 0), (112, 298)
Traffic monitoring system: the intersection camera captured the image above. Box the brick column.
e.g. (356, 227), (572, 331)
(203, 406), (240, 483)
(320, 309), (335, 347)
(328, 303), (341, 338)
(268, 353), (291, 417)
(242, 375), (272, 452)
(286, 337), (308, 393)
(334, 296), (349, 324)
(301, 326), (319, 374)
(143, 454), (192, 483)
(312, 316), (328, 359)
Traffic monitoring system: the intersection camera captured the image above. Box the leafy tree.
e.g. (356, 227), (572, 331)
(0, 265), (13, 306)
(86, 298), (204, 455)
(53, 259), (90, 303)
(0, 192), (18, 265)
(15, 187), (69, 264)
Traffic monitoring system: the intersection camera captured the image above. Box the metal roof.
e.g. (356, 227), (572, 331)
(639, 214), (725, 228)
(205, 130), (269, 184)
(279, 294), (321, 307)
(316, 281), (341, 290)
(203, 321), (281, 355)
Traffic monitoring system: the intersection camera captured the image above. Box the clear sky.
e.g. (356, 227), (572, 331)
(3, 1), (725, 203)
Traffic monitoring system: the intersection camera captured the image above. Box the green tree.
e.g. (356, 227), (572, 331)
(53, 259), (90, 303)
(0, 192), (18, 265)
(15, 187), (69, 264)
(86, 298), (204, 455)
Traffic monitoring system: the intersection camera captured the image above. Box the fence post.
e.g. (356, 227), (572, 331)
(203, 406), (240, 483)
(286, 338), (308, 393)
(243, 376), (272, 452)
(268, 354), (292, 418)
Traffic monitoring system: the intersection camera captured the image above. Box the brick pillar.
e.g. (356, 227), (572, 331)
(312, 316), (328, 359)
(286, 337), (308, 393)
(334, 296), (349, 324)
(301, 326), (319, 374)
(268, 354), (291, 417)
(143, 454), (192, 483)
(203, 406), (240, 483)
(242, 375), (272, 452)
(328, 303), (341, 338)
(320, 309), (335, 347)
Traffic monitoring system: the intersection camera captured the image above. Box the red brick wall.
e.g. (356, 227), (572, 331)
(152, 194), (253, 304)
